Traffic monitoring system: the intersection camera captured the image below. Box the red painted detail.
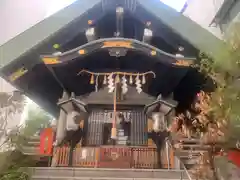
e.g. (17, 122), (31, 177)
(40, 128), (54, 155)
(99, 147), (132, 168)
(228, 150), (240, 167)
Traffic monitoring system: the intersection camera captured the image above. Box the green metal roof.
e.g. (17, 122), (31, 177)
(0, 0), (101, 67)
(137, 0), (225, 56)
(0, 0), (225, 68)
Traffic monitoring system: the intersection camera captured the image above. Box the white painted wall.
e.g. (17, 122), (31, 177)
(0, 0), (77, 46)
(183, 0), (225, 39)
(0, 0), (77, 93)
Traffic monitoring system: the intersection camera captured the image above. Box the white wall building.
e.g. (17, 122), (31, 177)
(183, 0), (240, 39)
(0, 0), (77, 94)
(0, 0), (68, 141)
(0, 0), (77, 46)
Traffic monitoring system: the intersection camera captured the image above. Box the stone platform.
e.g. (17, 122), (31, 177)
(29, 167), (191, 180)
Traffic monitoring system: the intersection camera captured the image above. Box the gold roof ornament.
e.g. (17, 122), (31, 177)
(42, 57), (61, 65)
(102, 41), (133, 48)
(173, 59), (193, 67)
(8, 67), (28, 82)
(173, 53), (193, 67)
(53, 44), (60, 49)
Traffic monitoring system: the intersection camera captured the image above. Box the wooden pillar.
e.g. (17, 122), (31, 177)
(147, 118), (154, 146)
(161, 144), (168, 168)
(170, 146), (175, 169)
(51, 148), (59, 167)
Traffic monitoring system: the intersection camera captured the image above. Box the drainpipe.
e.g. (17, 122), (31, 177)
(51, 91), (68, 167)
(166, 141), (170, 169)
(55, 91), (68, 145)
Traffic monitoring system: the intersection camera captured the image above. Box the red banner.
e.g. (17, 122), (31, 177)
(39, 128), (54, 155)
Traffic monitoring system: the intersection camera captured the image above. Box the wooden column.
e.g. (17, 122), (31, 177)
(147, 118), (154, 146)
(170, 145), (175, 169)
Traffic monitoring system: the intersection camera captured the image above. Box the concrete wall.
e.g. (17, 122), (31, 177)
(184, 0), (240, 39)
(183, 0), (225, 39)
(220, 0), (240, 33)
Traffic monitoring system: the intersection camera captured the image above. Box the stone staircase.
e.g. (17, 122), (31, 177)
(173, 138), (209, 169)
(20, 136), (40, 155)
(28, 167), (191, 180)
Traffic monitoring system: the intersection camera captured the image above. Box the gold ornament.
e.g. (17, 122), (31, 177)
(90, 74), (94, 84)
(53, 44), (60, 49)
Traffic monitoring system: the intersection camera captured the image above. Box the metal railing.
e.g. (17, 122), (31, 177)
(166, 139), (193, 180)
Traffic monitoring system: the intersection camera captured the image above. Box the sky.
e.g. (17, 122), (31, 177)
(46, 0), (187, 17)
(160, 0), (187, 12)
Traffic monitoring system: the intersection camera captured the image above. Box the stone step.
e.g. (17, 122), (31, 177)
(32, 177), (187, 180)
(29, 167), (190, 180)
(181, 144), (210, 148)
(174, 138), (201, 143)
(174, 138), (206, 170)
(180, 157), (198, 165)
(20, 146), (40, 155)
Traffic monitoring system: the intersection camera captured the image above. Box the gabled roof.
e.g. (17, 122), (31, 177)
(0, 0), (224, 67)
(137, 0), (225, 55)
(0, 0), (223, 117)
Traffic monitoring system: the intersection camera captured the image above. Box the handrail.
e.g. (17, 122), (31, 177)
(166, 139), (193, 180)
(180, 159), (193, 180)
